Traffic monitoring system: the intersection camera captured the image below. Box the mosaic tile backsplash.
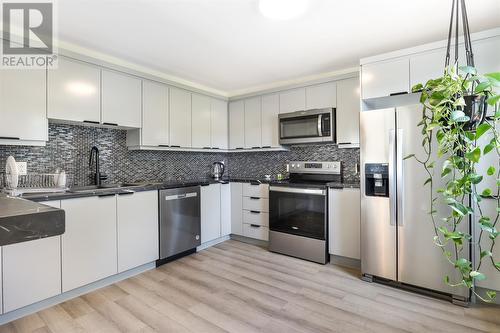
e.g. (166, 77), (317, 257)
(0, 123), (359, 187)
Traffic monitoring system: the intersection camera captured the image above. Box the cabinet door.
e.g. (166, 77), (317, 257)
(142, 80), (169, 146)
(0, 68), (47, 143)
(102, 70), (141, 128)
(244, 97), (262, 148)
(211, 98), (228, 149)
(261, 94), (280, 148)
(3, 236), (61, 312)
(220, 183), (231, 236)
(336, 77), (360, 145)
(117, 191), (159, 272)
(201, 184), (221, 243)
(473, 36), (500, 75)
(61, 196), (117, 292)
(361, 57), (409, 99)
(192, 93), (212, 148)
(230, 183), (243, 236)
(306, 82), (337, 109)
(169, 87), (192, 147)
(410, 48), (447, 89)
(229, 100), (245, 149)
(329, 188), (360, 260)
(48, 57), (100, 123)
(279, 88), (306, 113)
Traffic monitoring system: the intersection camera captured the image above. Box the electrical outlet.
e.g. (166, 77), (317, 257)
(16, 162), (27, 175)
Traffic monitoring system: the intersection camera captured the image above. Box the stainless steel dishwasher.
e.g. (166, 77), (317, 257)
(158, 186), (201, 265)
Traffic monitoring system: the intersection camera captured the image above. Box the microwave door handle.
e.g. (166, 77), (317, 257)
(317, 114), (323, 137)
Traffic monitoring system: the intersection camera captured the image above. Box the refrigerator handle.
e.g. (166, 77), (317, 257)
(389, 129), (397, 226)
(397, 129), (404, 226)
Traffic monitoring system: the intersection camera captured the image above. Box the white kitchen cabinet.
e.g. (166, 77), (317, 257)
(361, 57), (409, 99)
(61, 196), (117, 292)
(230, 183), (243, 236)
(201, 184), (221, 243)
(244, 97), (262, 148)
(243, 197), (269, 212)
(336, 77), (360, 145)
(141, 80), (169, 146)
(101, 70), (142, 128)
(117, 191), (159, 273)
(243, 224), (269, 241)
(211, 98), (228, 149)
(242, 183), (269, 198)
(328, 188), (360, 260)
(169, 87), (192, 148)
(261, 94), (280, 148)
(220, 183), (231, 236)
(306, 82), (337, 109)
(0, 68), (47, 145)
(3, 236), (61, 312)
(48, 56), (101, 123)
(410, 48), (447, 89)
(279, 88), (306, 113)
(473, 36), (500, 75)
(192, 93), (212, 148)
(229, 100), (245, 149)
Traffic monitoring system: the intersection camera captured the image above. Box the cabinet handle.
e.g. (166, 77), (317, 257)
(98, 193), (115, 198)
(158, 144), (170, 147)
(337, 142), (350, 145)
(212, 147), (220, 150)
(251, 146), (261, 149)
(203, 147), (211, 149)
(250, 196), (260, 200)
(250, 210), (260, 214)
(262, 146), (271, 148)
(250, 224), (261, 228)
(170, 145), (181, 148)
(118, 191), (135, 195)
(83, 120), (100, 124)
(235, 147), (244, 150)
(389, 91), (408, 96)
(103, 122), (118, 126)
(200, 183), (210, 187)
(0, 136), (20, 140)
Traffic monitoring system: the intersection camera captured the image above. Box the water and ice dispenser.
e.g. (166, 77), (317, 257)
(364, 163), (389, 197)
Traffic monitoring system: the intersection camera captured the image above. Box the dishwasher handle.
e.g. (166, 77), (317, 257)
(164, 192), (198, 201)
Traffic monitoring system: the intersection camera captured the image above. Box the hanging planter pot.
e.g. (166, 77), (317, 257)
(463, 94), (488, 129)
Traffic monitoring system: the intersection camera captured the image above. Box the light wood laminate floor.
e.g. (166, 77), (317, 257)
(1, 240), (499, 333)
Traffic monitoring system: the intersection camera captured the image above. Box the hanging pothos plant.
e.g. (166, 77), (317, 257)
(408, 66), (500, 302)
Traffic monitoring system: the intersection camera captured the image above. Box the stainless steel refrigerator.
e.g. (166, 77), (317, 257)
(360, 104), (469, 303)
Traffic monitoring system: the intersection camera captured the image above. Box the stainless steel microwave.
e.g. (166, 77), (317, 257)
(279, 108), (335, 144)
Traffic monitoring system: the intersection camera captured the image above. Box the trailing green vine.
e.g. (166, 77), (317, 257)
(408, 66), (500, 302)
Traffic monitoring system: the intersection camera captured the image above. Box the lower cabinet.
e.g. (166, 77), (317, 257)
(242, 183), (269, 241)
(328, 188), (361, 260)
(117, 191), (159, 273)
(201, 184), (222, 243)
(2, 236), (62, 313)
(230, 183), (243, 236)
(220, 183), (231, 236)
(61, 196), (118, 292)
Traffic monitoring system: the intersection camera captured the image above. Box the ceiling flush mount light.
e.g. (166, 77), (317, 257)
(259, 0), (309, 20)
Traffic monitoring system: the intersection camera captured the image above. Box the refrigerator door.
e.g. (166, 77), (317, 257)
(397, 105), (468, 298)
(360, 108), (397, 280)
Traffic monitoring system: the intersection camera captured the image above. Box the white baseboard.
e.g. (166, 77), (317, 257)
(0, 262), (156, 326)
(197, 235), (230, 251)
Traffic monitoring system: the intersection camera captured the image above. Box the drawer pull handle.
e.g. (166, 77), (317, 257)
(103, 122), (118, 126)
(389, 91), (408, 96)
(83, 120), (100, 124)
(0, 136), (20, 140)
(170, 145), (181, 148)
(250, 210), (260, 214)
(250, 197), (260, 200)
(250, 224), (261, 228)
(98, 193), (115, 198)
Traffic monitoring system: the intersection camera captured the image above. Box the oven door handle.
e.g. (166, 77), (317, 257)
(269, 186), (326, 196)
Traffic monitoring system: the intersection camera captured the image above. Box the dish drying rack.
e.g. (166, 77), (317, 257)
(1, 172), (69, 196)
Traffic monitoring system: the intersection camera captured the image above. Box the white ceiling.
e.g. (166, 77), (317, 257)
(58, 0), (500, 96)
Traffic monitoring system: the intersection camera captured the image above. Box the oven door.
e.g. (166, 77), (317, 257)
(269, 186), (327, 240)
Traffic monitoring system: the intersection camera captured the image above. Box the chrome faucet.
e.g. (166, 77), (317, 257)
(89, 146), (107, 186)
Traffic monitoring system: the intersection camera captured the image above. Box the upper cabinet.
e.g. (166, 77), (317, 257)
(244, 97), (262, 148)
(48, 57), (101, 123)
(0, 68), (47, 145)
(279, 88), (306, 113)
(191, 93), (212, 148)
(336, 77), (360, 145)
(229, 100), (245, 149)
(361, 57), (409, 99)
(211, 99), (228, 149)
(261, 94), (280, 148)
(169, 87), (192, 148)
(101, 70), (142, 128)
(306, 82), (337, 109)
(410, 48), (447, 89)
(473, 36), (500, 76)
(142, 80), (169, 146)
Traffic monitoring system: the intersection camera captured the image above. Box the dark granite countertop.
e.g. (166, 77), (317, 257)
(0, 194), (65, 246)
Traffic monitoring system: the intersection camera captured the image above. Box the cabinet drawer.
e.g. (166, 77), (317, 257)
(242, 183), (269, 198)
(243, 210), (269, 227)
(243, 196), (269, 212)
(243, 223), (269, 241)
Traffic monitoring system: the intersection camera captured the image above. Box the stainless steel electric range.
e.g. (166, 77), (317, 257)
(268, 161), (341, 264)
